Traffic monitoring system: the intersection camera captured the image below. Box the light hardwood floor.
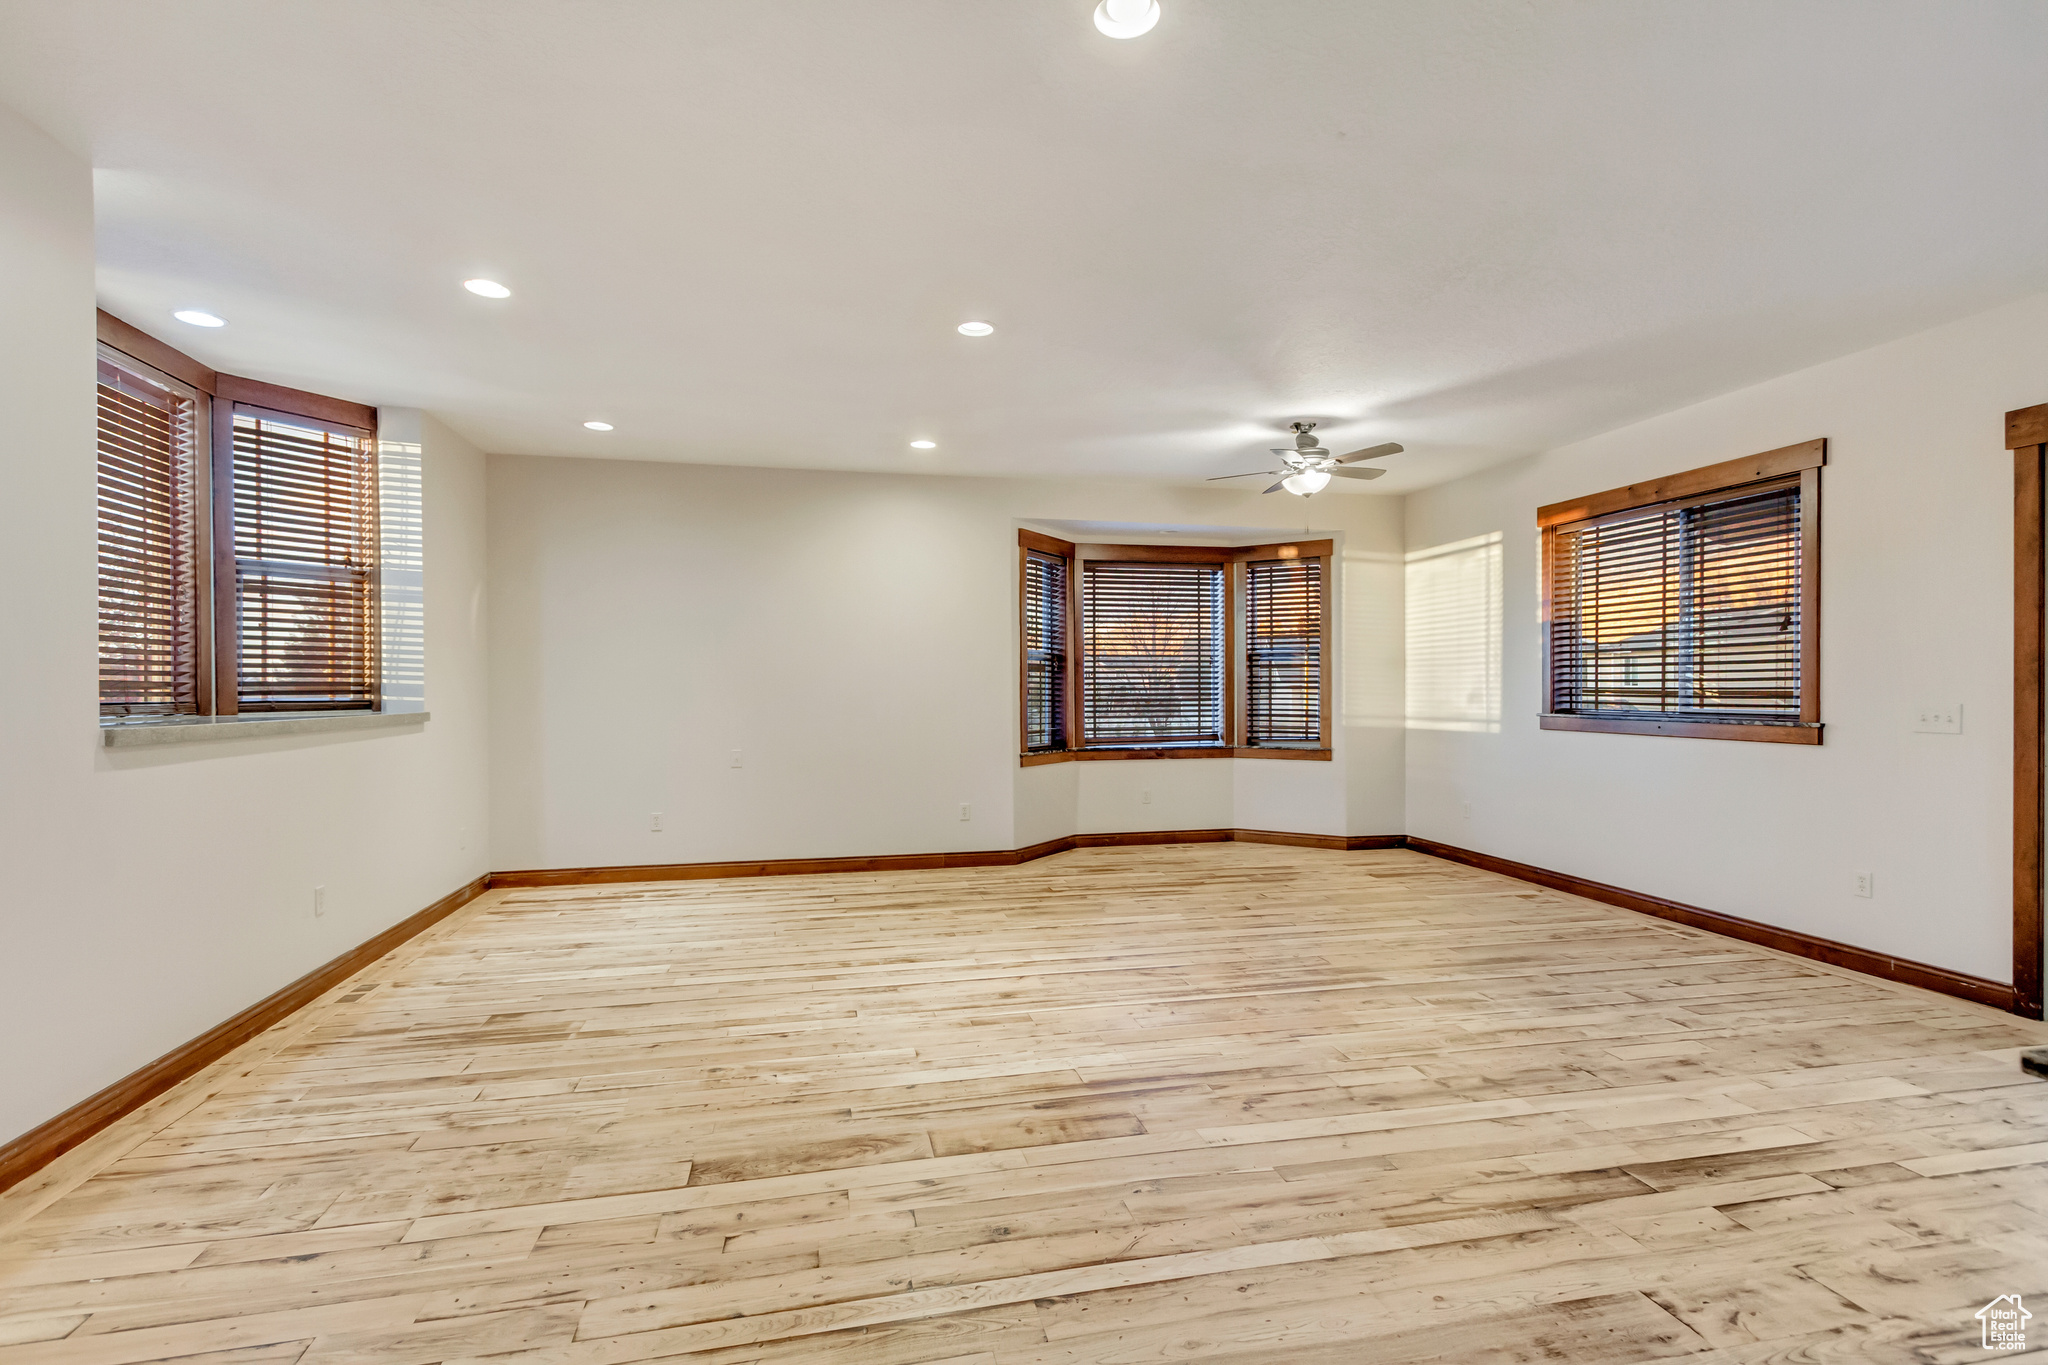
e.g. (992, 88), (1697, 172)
(3, 844), (2047, 1365)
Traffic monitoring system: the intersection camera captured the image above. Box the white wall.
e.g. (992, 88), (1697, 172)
(1074, 758), (1236, 837)
(1404, 292), (2048, 985)
(486, 455), (1408, 871)
(0, 104), (491, 1148)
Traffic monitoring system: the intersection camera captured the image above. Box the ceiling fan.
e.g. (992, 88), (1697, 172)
(1208, 422), (1405, 496)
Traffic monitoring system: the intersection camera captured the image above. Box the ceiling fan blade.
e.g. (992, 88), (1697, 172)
(1328, 465), (1387, 480)
(1336, 442), (1404, 463)
(1262, 479), (1289, 494)
(1205, 470), (1282, 481)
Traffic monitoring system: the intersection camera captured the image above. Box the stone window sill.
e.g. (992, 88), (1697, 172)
(101, 710), (429, 748)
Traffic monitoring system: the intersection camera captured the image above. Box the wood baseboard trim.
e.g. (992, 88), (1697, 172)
(0, 874), (489, 1197)
(488, 829), (1398, 888)
(1404, 837), (2018, 1012)
(1234, 830), (1406, 851)
(1068, 828), (1236, 849)
(490, 849), (1032, 888)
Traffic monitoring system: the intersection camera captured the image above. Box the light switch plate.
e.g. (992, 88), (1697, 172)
(1913, 704), (1961, 734)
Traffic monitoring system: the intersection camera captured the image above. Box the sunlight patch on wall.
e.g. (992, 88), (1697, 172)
(379, 438), (426, 711)
(1406, 531), (1502, 732)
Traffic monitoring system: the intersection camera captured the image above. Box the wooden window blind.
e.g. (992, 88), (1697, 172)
(1022, 549), (1069, 751)
(97, 353), (203, 714)
(1081, 561), (1226, 748)
(1549, 479), (1806, 728)
(1244, 556), (1324, 745)
(229, 406), (380, 711)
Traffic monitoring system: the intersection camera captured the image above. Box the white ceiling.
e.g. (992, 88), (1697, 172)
(4, 1), (2047, 494)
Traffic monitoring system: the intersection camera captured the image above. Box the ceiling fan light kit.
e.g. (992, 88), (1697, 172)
(1207, 421), (1407, 497)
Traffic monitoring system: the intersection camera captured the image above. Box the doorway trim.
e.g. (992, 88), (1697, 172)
(2005, 404), (2046, 1019)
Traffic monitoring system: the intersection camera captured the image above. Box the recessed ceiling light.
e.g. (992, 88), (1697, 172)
(464, 278), (512, 298)
(583, 421), (614, 431)
(173, 310), (225, 327)
(1094, 0), (1160, 39)
(957, 321), (994, 337)
(910, 440), (937, 449)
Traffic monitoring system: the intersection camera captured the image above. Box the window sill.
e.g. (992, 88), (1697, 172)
(1539, 714), (1821, 745)
(1021, 746), (1332, 765)
(101, 710), (429, 748)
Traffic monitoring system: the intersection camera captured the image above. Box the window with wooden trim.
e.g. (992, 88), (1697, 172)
(1082, 560), (1228, 748)
(1021, 548), (1069, 752)
(97, 348), (206, 715)
(1539, 439), (1824, 744)
(1017, 531), (1332, 761)
(1244, 555), (1324, 746)
(94, 309), (382, 719)
(228, 407), (379, 711)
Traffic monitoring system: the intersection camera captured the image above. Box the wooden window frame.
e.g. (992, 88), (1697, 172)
(1538, 439), (1825, 745)
(1017, 530), (1334, 764)
(96, 343), (213, 716)
(1242, 553), (1332, 750)
(1018, 533), (1074, 755)
(214, 389), (381, 715)
(95, 309), (381, 718)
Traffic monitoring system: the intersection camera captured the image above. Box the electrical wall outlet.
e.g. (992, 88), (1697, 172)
(313, 885), (327, 918)
(730, 749), (743, 768)
(1461, 801), (1473, 821)
(1854, 871), (1874, 899)
(1913, 704), (1962, 734)
(959, 802), (972, 821)
(1142, 789), (1152, 805)
(650, 811), (663, 832)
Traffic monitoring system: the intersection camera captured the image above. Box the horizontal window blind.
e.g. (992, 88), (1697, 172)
(1023, 550), (1069, 751)
(1550, 481), (1802, 723)
(97, 355), (201, 714)
(1081, 561), (1225, 747)
(1245, 556), (1323, 744)
(232, 407), (379, 710)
